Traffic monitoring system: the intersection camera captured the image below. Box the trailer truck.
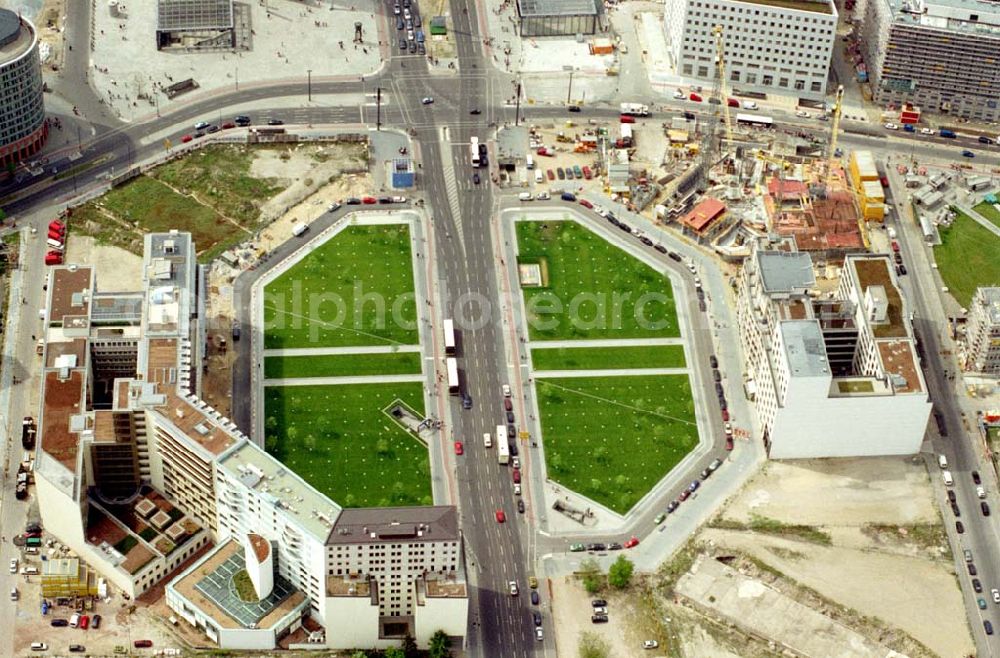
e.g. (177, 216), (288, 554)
(620, 103), (650, 117)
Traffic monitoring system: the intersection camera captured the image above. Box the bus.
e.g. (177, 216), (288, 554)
(470, 136), (481, 167)
(446, 357), (459, 395)
(735, 113), (774, 128)
(443, 318), (456, 355)
(496, 425), (510, 464)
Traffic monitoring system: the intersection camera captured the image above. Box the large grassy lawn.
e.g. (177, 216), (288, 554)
(263, 225), (418, 349)
(516, 221), (679, 341)
(934, 210), (1000, 307)
(531, 345), (686, 371)
(537, 375), (698, 514)
(264, 383), (431, 508)
(264, 351), (422, 379)
(973, 201), (1000, 230)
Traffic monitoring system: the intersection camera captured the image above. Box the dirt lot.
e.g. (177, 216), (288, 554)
(64, 236), (143, 292)
(550, 577), (639, 658)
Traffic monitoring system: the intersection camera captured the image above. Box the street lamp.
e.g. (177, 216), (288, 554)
(307, 69), (312, 102)
(566, 70), (574, 105)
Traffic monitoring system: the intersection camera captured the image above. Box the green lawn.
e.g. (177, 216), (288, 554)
(264, 351), (422, 379)
(973, 201), (1000, 230)
(531, 345), (686, 371)
(516, 221), (679, 341)
(264, 383), (431, 508)
(263, 225), (418, 349)
(536, 375), (698, 514)
(934, 210), (1000, 307)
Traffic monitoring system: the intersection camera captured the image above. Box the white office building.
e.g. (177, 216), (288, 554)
(965, 287), (1000, 375)
(737, 242), (931, 458)
(664, 0), (837, 99)
(36, 232), (467, 652)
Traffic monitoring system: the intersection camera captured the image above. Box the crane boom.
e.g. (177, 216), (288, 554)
(826, 84), (845, 188)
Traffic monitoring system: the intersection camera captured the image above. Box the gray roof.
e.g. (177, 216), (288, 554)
(976, 287), (1000, 324)
(780, 320), (830, 378)
(0, 9), (20, 49)
(327, 506), (459, 545)
(157, 0), (234, 32)
(757, 251), (815, 295)
(517, 0), (598, 18)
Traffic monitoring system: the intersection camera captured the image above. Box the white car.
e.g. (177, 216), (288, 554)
(978, 486), (987, 499)
(421, 97), (433, 105)
(673, 90), (685, 100)
(512, 457), (521, 469)
(502, 384), (512, 397)
(593, 606), (608, 614)
(536, 627), (544, 641)
(884, 122), (899, 130)
(509, 581), (519, 596)
(795, 110), (810, 118)
(193, 121), (210, 130)
(535, 192), (550, 200)
(920, 127), (936, 135)
(643, 640), (659, 649)
(9, 559), (16, 574)
(514, 484), (522, 496)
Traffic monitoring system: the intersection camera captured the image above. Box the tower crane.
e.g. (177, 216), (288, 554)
(825, 84), (846, 188)
(693, 25), (731, 192)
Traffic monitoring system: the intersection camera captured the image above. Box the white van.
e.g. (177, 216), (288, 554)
(534, 169), (544, 183)
(742, 100), (759, 110)
(942, 470), (954, 486)
(291, 222), (308, 237)
(9, 587), (17, 601)
(70, 613), (80, 628)
(938, 454), (948, 469)
(518, 192), (533, 201)
(483, 433), (492, 448)
(526, 155), (535, 170)
(30, 643), (46, 652)
(46, 238), (64, 251)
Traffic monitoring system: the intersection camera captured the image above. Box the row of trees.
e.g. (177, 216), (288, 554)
(350, 630), (450, 658)
(580, 555), (635, 594)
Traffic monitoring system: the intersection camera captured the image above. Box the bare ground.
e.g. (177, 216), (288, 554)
(64, 235), (143, 292)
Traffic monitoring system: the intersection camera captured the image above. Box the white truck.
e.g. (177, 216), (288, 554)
(291, 222), (309, 237)
(620, 102), (650, 117)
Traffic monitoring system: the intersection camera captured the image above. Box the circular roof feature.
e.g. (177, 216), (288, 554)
(0, 9), (21, 50)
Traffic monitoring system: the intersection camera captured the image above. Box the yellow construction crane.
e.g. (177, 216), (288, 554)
(714, 25), (735, 148)
(825, 84), (846, 188)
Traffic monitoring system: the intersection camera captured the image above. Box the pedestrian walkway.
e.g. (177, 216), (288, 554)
(528, 337), (684, 348)
(262, 344), (421, 357)
(533, 367), (689, 378)
(955, 203), (1000, 238)
(263, 373), (425, 387)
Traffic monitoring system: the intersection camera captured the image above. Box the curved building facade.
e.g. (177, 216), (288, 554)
(0, 9), (47, 170)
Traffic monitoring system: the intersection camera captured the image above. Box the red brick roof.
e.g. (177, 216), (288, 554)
(680, 198), (726, 232)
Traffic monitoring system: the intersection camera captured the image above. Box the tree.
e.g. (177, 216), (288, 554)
(580, 558), (602, 594)
(578, 632), (610, 658)
(608, 555), (634, 589)
(265, 416), (278, 432)
(401, 632), (418, 658)
(429, 630), (450, 658)
(384, 648), (405, 658)
(376, 438), (391, 455)
(350, 652), (367, 658)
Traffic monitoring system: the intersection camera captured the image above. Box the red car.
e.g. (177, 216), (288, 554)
(45, 251), (63, 266)
(181, 134), (193, 143)
(623, 537), (639, 549)
(891, 240), (900, 252)
(620, 114), (636, 123)
(79, 615), (89, 630)
(725, 436), (734, 451)
(495, 509), (506, 523)
(134, 640), (153, 648)
(579, 199), (594, 209)
(880, 176), (889, 187)
(727, 98), (740, 108)
(678, 490), (691, 502)
(547, 169), (555, 180)
(582, 166), (592, 179)
(362, 196), (377, 204)
(221, 122), (236, 129)
(537, 147), (549, 156)
(720, 409), (729, 421)
(48, 220), (65, 234)
(689, 93), (703, 102)
(454, 441), (464, 455)
(513, 469), (521, 484)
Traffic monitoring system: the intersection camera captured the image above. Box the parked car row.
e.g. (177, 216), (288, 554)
(342, 195), (407, 205)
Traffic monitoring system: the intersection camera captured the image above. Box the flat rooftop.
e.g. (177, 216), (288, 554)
(780, 320), (831, 378)
(517, 0), (598, 18)
(877, 339), (923, 394)
(735, 0), (834, 14)
(849, 256), (908, 338)
(424, 575), (468, 598)
(327, 575), (373, 598)
(218, 441), (342, 542)
(975, 287), (1000, 324)
(327, 506), (459, 545)
(757, 251), (816, 295)
(174, 540), (307, 630)
(41, 370), (86, 471)
(0, 10), (35, 63)
(48, 267), (94, 328)
(157, 0), (234, 31)
(889, 0), (1000, 33)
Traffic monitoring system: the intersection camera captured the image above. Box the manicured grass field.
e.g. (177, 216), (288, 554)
(516, 221), (679, 341)
(531, 345), (686, 371)
(536, 374), (698, 514)
(973, 201), (1000, 230)
(263, 225), (418, 349)
(264, 351), (422, 379)
(264, 382), (431, 508)
(934, 210), (1000, 307)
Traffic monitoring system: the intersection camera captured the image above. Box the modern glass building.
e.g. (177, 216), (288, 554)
(0, 9), (46, 171)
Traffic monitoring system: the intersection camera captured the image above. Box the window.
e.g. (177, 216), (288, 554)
(811, 81), (822, 92)
(779, 77), (788, 88)
(762, 74), (773, 85)
(794, 80), (805, 90)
